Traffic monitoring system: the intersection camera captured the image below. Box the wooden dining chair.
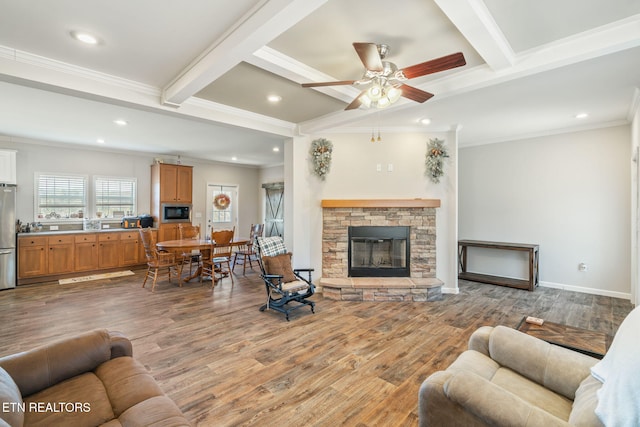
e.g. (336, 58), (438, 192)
(139, 228), (179, 292)
(202, 228), (235, 287)
(232, 223), (264, 275)
(178, 223), (201, 277)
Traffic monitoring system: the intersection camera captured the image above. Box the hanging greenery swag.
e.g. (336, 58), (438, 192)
(310, 138), (333, 180)
(425, 138), (449, 183)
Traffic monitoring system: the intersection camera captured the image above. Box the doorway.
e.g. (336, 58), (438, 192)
(206, 184), (238, 236)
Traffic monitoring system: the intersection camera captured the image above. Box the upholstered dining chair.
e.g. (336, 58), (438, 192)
(139, 228), (179, 292)
(178, 223), (201, 277)
(232, 223), (264, 275)
(202, 228), (235, 287)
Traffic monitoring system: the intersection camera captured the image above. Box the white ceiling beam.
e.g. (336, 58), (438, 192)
(161, 0), (328, 106)
(434, 0), (514, 70)
(247, 46), (360, 103)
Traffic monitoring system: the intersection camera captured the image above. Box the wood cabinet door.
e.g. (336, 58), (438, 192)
(74, 234), (98, 271)
(176, 166), (192, 202)
(98, 234), (120, 268)
(160, 164), (178, 201)
(158, 224), (179, 242)
(47, 235), (75, 274)
(119, 232), (139, 266)
(17, 244), (47, 278)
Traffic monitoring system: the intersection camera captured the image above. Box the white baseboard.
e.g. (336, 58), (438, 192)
(540, 281), (631, 300)
(442, 286), (459, 294)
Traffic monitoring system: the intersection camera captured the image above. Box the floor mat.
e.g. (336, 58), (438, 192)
(59, 270), (135, 285)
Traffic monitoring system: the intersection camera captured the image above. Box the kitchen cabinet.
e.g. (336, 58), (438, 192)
(17, 236), (47, 278)
(17, 230), (154, 285)
(98, 233), (120, 269)
(47, 235), (75, 274)
(119, 231), (140, 266)
(154, 164), (193, 203)
(0, 150), (17, 185)
(74, 234), (98, 271)
(158, 223), (180, 242)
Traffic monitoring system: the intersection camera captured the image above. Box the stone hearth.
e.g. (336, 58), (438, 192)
(320, 199), (443, 301)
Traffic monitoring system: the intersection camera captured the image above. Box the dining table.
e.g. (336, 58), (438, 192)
(156, 237), (249, 283)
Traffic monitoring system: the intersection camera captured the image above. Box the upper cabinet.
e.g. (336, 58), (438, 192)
(153, 164), (193, 203)
(0, 150), (17, 184)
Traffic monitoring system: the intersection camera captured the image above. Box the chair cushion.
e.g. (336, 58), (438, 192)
(257, 236), (287, 257)
(262, 253), (297, 283)
(0, 367), (24, 427)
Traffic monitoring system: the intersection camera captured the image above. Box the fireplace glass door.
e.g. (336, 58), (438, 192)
(348, 226), (410, 277)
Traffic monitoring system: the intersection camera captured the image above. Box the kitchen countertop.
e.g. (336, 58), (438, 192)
(18, 228), (157, 236)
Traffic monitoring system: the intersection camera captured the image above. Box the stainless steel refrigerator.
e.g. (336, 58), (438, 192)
(0, 184), (16, 289)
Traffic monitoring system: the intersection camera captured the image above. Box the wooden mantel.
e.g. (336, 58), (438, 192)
(321, 199), (441, 208)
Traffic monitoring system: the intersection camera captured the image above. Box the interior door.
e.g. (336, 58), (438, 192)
(206, 184), (238, 237)
(263, 183), (284, 237)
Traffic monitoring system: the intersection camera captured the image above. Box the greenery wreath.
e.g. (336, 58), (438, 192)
(214, 193), (231, 210)
(310, 138), (333, 180)
(425, 138), (449, 183)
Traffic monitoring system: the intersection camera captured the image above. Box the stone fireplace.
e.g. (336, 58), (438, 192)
(320, 199), (443, 302)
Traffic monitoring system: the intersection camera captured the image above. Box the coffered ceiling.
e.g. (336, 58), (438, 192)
(0, 0), (639, 166)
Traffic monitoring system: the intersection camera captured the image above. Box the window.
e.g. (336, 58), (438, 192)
(35, 173), (87, 220)
(94, 176), (137, 218)
(212, 189), (233, 223)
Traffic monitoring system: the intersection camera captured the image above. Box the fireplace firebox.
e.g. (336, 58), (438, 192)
(348, 226), (410, 277)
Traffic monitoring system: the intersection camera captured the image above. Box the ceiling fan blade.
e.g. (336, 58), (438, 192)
(301, 80), (356, 88)
(399, 52), (466, 79)
(399, 84), (434, 103)
(353, 42), (383, 71)
(345, 89), (368, 110)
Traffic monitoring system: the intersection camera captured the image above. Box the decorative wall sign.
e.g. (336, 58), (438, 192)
(310, 138), (333, 180)
(425, 138), (449, 183)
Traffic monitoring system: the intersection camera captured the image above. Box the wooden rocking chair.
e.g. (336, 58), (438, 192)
(255, 236), (315, 321)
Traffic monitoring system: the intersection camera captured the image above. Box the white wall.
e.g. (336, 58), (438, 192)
(0, 137), (263, 235)
(286, 131), (460, 292)
(631, 99), (640, 306)
(459, 125), (631, 298)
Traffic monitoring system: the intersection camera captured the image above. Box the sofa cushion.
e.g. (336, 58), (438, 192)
(447, 350), (500, 380)
(488, 325), (595, 400)
(569, 375), (604, 426)
(590, 305), (640, 426)
(117, 395), (191, 426)
(23, 372), (115, 427)
(492, 367), (572, 421)
(0, 366), (24, 427)
(94, 357), (164, 417)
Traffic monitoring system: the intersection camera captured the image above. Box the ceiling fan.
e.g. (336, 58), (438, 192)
(302, 42), (466, 110)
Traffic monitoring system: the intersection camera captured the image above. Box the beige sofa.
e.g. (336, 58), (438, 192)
(419, 305), (640, 427)
(0, 329), (191, 427)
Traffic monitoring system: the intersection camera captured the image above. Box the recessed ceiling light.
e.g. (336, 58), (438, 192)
(420, 118), (432, 125)
(71, 31), (99, 45)
(267, 95), (282, 103)
(231, 156), (238, 161)
(273, 147), (280, 152)
(113, 119), (128, 126)
(96, 138), (105, 144)
(575, 113), (589, 119)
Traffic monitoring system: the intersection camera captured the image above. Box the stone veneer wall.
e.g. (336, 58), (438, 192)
(322, 207), (436, 279)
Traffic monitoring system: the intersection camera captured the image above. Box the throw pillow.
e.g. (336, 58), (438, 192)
(590, 305), (640, 427)
(263, 253), (297, 283)
(257, 236), (287, 257)
(0, 366), (24, 427)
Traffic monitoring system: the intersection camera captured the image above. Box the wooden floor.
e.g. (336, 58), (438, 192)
(0, 270), (633, 426)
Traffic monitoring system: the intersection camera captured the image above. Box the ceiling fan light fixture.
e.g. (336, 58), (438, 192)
(367, 84), (383, 101)
(387, 86), (402, 103)
(377, 96), (391, 109)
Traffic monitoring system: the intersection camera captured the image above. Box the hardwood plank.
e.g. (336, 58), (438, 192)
(0, 272), (632, 426)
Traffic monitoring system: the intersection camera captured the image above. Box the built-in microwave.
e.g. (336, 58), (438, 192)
(161, 203), (192, 223)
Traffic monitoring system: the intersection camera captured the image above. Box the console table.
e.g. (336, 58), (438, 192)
(458, 240), (539, 291)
